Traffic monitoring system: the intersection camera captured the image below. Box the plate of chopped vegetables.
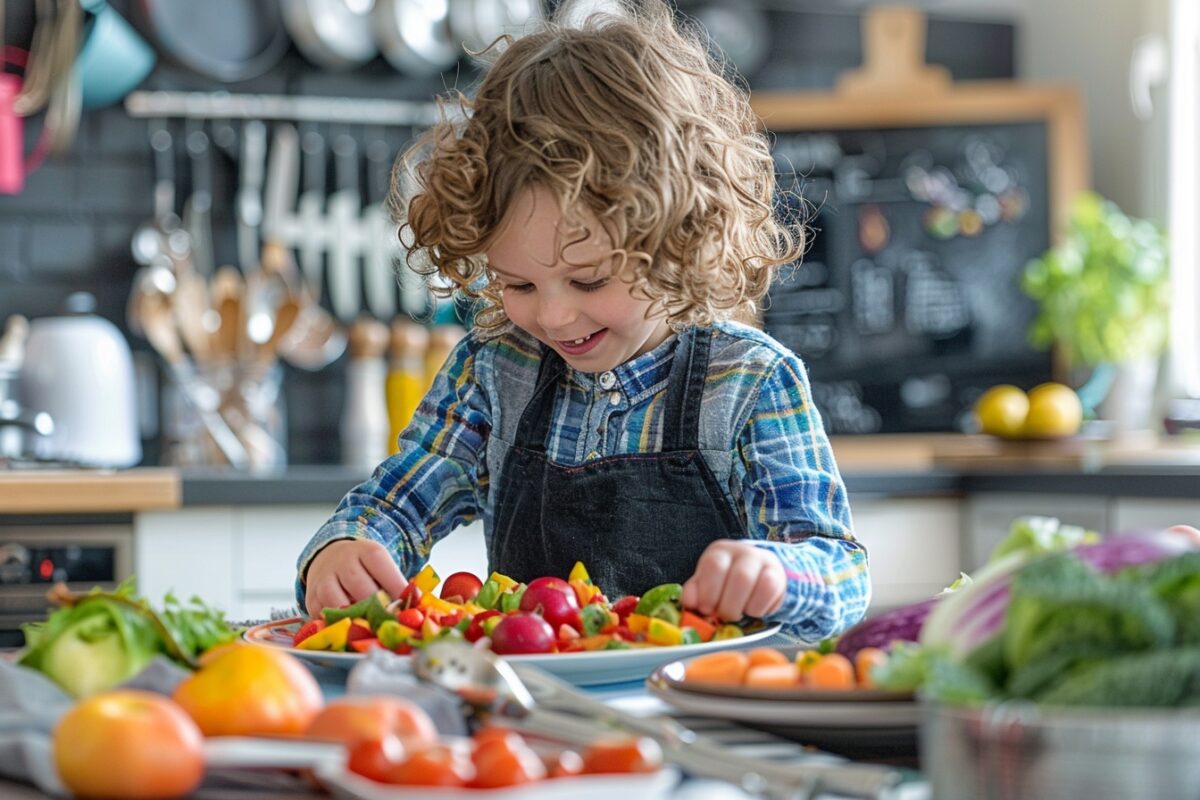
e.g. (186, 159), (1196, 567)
(244, 562), (778, 686)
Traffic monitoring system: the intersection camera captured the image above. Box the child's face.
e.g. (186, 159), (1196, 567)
(487, 185), (673, 373)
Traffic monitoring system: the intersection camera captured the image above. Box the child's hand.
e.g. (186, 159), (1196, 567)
(303, 539), (409, 619)
(681, 540), (786, 622)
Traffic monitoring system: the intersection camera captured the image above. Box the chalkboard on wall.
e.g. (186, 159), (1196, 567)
(751, 41), (1088, 434)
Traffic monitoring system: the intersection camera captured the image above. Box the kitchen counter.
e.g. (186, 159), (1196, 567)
(4, 434), (1200, 513)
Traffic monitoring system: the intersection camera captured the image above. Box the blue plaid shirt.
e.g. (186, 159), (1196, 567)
(298, 321), (870, 641)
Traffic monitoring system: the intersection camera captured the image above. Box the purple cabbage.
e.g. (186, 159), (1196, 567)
(834, 597), (938, 659)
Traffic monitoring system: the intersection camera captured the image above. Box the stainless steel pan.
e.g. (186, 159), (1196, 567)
(372, 0), (459, 77)
(136, 0), (290, 82)
(280, 0), (377, 71)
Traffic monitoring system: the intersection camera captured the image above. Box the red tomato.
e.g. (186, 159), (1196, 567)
(292, 618), (326, 646)
(469, 733), (547, 788)
(172, 644), (323, 737)
(307, 696), (439, 753)
(54, 690), (205, 800)
(611, 595), (640, 622)
(581, 737), (664, 774)
(348, 736), (407, 783)
(440, 571), (484, 603)
(396, 608), (424, 629)
(389, 744), (475, 787)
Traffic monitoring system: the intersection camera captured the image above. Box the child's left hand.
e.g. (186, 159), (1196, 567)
(682, 539), (787, 622)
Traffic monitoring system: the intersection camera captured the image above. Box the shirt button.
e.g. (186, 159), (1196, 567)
(599, 371), (616, 390)
(609, 391), (621, 406)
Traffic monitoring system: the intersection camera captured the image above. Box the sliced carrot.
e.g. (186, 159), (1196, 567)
(806, 653), (855, 690)
(745, 663), (799, 689)
(854, 647), (889, 689)
(746, 647), (790, 669)
(679, 611), (717, 642)
(683, 650), (750, 685)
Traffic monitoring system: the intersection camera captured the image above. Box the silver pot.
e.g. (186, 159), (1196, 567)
(923, 700), (1200, 800)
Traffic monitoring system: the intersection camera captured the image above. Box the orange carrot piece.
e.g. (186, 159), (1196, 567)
(806, 653), (855, 690)
(683, 650), (750, 685)
(679, 611), (717, 642)
(746, 647), (790, 669)
(854, 647), (889, 689)
(745, 663), (800, 689)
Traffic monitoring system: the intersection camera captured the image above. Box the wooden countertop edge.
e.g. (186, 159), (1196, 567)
(0, 468), (182, 513)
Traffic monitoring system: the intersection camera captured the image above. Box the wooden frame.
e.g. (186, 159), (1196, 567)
(750, 82), (1090, 240)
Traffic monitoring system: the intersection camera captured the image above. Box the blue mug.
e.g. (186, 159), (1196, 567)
(74, 0), (157, 109)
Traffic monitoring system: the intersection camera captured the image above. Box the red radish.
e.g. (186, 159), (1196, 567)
(520, 577), (582, 632)
(441, 572), (484, 603)
(490, 613), (555, 655)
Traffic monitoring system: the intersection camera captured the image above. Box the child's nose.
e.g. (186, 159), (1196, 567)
(537, 295), (578, 334)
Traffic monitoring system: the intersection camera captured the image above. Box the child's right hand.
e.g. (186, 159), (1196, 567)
(303, 539), (409, 619)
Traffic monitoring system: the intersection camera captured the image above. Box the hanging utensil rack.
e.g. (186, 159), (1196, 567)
(124, 90), (442, 127)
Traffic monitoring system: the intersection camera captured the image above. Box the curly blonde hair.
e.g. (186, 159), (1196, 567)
(393, 0), (805, 331)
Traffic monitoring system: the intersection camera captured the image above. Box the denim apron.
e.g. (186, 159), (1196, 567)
(488, 328), (747, 599)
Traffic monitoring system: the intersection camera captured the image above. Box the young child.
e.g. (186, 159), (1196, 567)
(296, 0), (870, 642)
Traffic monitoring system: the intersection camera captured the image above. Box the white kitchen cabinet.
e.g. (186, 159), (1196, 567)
(849, 497), (963, 611)
(1112, 498), (1200, 533)
(963, 494), (1113, 571)
(135, 506), (486, 620)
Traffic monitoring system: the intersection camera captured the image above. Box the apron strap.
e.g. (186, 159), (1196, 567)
(661, 328), (711, 452)
(514, 347), (566, 451)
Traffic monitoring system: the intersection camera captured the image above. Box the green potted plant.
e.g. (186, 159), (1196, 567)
(1021, 191), (1170, 432)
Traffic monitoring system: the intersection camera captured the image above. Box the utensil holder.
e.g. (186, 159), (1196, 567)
(163, 360), (287, 472)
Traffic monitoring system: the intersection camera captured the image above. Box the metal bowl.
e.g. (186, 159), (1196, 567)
(923, 700), (1200, 800)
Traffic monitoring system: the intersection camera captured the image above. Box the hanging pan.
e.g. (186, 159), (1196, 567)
(372, 0), (460, 78)
(280, 0), (377, 71)
(136, 0), (291, 83)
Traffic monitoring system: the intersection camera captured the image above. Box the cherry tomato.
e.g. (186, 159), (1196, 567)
(581, 737), (663, 774)
(347, 736), (406, 783)
(611, 595), (640, 622)
(389, 743), (474, 787)
(469, 733), (547, 788)
(395, 608), (424, 629)
(291, 618), (326, 647)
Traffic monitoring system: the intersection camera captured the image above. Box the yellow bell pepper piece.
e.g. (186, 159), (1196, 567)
(647, 618), (684, 647)
(488, 571), (518, 593)
(418, 593), (462, 616)
(626, 613), (653, 635)
(412, 564), (440, 595)
(568, 561), (591, 585)
(296, 617), (354, 651)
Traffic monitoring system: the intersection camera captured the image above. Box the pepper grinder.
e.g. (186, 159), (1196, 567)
(341, 316), (391, 469)
(386, 320), (430, 455)
(424, 324), (467, 389)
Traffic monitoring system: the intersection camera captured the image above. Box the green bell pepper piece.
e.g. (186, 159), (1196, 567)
(634, 583), (682, 626)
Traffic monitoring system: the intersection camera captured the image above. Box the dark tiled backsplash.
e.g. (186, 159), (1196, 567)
(0, 4), (1015, 465)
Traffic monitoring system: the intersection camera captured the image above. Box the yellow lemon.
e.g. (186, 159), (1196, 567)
(1023, 382), (1083, 439)
(974, 385), (1030, 438)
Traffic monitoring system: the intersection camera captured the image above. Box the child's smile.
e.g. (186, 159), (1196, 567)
(487, 185), (673, 373)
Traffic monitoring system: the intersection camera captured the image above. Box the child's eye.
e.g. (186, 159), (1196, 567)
(503, 282), (534, 293)
(573, 279), (608, 292)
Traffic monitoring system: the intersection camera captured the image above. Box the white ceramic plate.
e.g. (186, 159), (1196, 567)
(314, 762), (681, 800)
(244, 618), (781, 686)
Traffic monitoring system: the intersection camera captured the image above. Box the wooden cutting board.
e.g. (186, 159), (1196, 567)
(928, 432), (1189, 470)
